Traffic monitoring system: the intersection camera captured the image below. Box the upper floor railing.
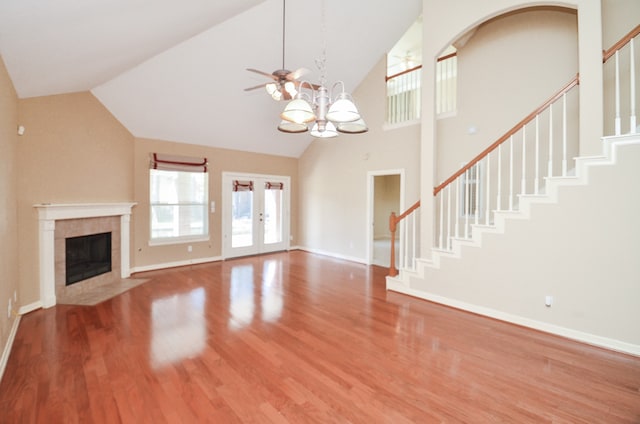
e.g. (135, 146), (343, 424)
(386, 65), (422, 124)
(386, 53), (457, 125)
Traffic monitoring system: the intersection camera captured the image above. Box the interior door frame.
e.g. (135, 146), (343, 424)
(366, 169), (405, 266)
(222, 172), (291, 259)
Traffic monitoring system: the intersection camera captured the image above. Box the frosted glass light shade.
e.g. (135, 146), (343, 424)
(281, 98), (316, 123)
(336, 118), (368, 134)
(265, 83), (282, 101)
(310, 121), (338, 138)
(284, 81), (298, 98)
(326, 93), (360, 123)
(278, 120), (308, 133)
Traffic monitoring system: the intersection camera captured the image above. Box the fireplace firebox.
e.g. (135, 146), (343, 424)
(65, 232), (112, 285)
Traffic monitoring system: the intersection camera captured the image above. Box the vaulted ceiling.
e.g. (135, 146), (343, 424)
(0, 0), (422, 157)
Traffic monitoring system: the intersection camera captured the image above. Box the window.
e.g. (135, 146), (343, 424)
(459, 162), (483, 218)
(435, 48), (457, 116)
(149, 153), (209, 243)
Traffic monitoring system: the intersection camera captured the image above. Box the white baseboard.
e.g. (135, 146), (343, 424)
(19, 301), (42, 315)
(297, 246), (367, 265)
(388, 284), (640, 357)
(131, 249), (366, 274)
(131, 256), (223, 274)
(0, 315), (21, 384)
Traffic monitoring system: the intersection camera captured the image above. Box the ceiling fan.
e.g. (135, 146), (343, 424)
(244, 0), (311, 101)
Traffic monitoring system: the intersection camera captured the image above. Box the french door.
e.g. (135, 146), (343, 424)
(222, 173), (290, 258)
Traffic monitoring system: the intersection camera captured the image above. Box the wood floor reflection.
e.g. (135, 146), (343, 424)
(1, 251), (639, 423)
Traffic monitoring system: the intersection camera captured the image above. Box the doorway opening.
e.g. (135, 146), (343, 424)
(367, 170), (404, 267)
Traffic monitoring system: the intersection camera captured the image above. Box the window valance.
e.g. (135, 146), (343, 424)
(150, 153), (208, 172)
(265, 182), (284, 190)
(233, 180), (254, 192)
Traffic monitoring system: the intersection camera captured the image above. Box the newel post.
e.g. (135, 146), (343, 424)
(389, 212), (398, 277)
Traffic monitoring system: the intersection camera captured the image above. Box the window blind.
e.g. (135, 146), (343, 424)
(265, 182), (284, 190)
(150, 153), (208, 172)
(233, 180), (254, 192)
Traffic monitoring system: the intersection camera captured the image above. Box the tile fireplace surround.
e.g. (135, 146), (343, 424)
(34, 203), (136, 308)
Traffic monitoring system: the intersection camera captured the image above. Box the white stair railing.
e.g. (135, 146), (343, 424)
(388, 201), (420, 276)
(433, 24), (639, 252)
(604, 25), (639, 136)
(434, 77), (580, 250)
(388, 26), (639, 274)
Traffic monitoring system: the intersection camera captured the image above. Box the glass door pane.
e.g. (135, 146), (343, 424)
(231, 190), (253, 248)
(263, 186), (283, 245)
(223, 173), (290, 259)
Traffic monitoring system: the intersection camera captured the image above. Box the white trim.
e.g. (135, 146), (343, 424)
(0, 316), (21, 384)
(131, 256), (223, 274)
(382, 119), (420, 131)
(34, 202), (136, 308)
(19, 301), (42, 315)
(148, 235), (210, 247)
(436, 110), (457, 120)
(297, 246), (367, 265)
(387, 283), (640, 357)
(34, 202), (136, 221)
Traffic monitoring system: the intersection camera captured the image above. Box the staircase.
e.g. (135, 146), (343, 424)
(386, 26), (640, 356)
(388, 133), (639, 353)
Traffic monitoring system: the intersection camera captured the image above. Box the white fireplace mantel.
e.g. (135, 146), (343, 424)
(35, 202), (137, 308)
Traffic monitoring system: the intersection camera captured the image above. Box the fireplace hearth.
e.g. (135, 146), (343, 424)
(66, 232), (112, 285)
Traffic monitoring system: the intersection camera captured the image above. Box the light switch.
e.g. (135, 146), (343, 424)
(210, 201), (215, 213)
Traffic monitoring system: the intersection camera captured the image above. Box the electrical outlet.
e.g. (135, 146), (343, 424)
(187, 245), (193, 252)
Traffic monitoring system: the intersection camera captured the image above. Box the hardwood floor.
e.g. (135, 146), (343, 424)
(1, 250), (639, 423)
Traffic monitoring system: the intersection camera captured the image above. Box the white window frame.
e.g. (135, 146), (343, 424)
(149, 168), (209, 246)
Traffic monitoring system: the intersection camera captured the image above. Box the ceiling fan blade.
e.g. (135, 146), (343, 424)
(294, 81), (321, 91)
(287, 68), (310, 81)
(244, 83), (267, 92)
(246, 68), (278, 80)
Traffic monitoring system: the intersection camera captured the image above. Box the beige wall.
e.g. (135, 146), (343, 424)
(402, 0), (640, 353)
(421, 0), (602, 252)
(132, 137), (298, 270)
(11, 89), (299, 305)
(298, 56), (421, 262)
(400, 139), (640, 351)
(17, 92), (135, 305)
(437, 7), (578, 181)
(0, 56), (19, 365)
(601, 0), (640, 47)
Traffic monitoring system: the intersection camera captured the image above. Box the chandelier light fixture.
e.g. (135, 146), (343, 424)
(277, 0), (368, 137)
